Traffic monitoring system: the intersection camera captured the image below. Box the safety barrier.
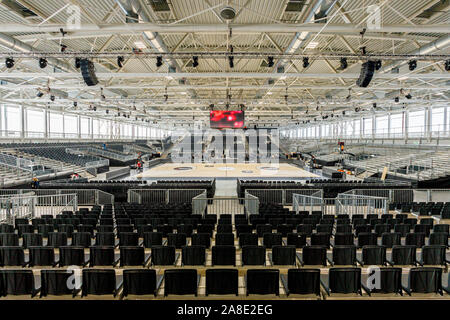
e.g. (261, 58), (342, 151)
(335, 193), (388, 217)
(244, 192), (260, 216)
(293, 191), (388, 217)
(246, 189), (323, 205)
(341, 189), (414, 203)
(192, 196), (259, 220)
(0, 193), (77, 224)
(127, 189), (206, 204)
(192, 191), (207, 215)
(105, 167), (130, 180)
(0, 189), (113, 205)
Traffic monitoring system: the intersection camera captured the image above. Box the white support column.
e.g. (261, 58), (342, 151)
(77, 115), (81, 139)
(404, 110), (409, 142)
(44, 108), (48, 140)
(20, 104), (25, 139)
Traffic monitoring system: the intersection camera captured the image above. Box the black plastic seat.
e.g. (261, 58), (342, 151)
(167, 233), (187, 249)
(286, 233), (306, 248)
(239, 233), (258, 248)
(89, 246), (116, 267)
(262, 233), (282, 249)
(405, 233), (426, 248)
(429, 232), (448, 247)
(381, 232), (401, 248)
(164, 269), (198, 296)
(408, 267), (443, 295)
(40, 270), (75, 297)
(215, 233), (234, 246)
(95, 232), (115, 246)
(143, 232), (163, 248)
(284, 269), (320, 296)
(0, 224), (14, 234)
(421, 245), (447, 266)
(328, 268), (362, 295)
(361, 246), (386, 266)
(277, 224), (294, 237)
(191, 233), (211, 248)
(71, 232), (92, 248)
(120, 246), (145, 266)
(242, 245), (266, 266)
(196, 224), (214, 237)
(0, 233), (19, 247)
(390, 245), (417, 266)
(17, 224), (34, 237)
(334, 233), (354, 246)
(311, 233), (331, 248)
(0, 270), (36, 297)
(302, 246), (327, 266)
(81, 269), (117, 297)
(297, 224), (313, 236)
(151, 246), (176, 266)
(357, 233), (378, 248)
(332, 245), (356, 266)
(365, 268), (402, 295)
(0, 246), (25, 267)
(57, 225), (74, 238)
(47, 232), (68, 247)
(216, 224), (232, 234)
(246, 269), (279, 296)
(59, 246), (86, 266)
(182, 245), (206, 266)
(212, 245), (236, 266)
(256, 224), (272, 237)
(122, 269), (158, 297)
(118, 232), (139, 247)
(235, 224), (253, 237)
(177, 224), (193, 237)
(205, 269), (239, 296)
(29, 246), (55, 266)
(271, 245), (296, 266)
(374, 224), (391, 237)
(394, 224), (411, 237)
(316, 224), (333, 234)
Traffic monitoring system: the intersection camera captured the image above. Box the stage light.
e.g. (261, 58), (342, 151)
(5, 58), (14, 68)
(373, 103), (377, 109)
(303, 57), (309, 68)
(192, 56), (199, 68)
(36, 91), (44, 98)
(39, 58), (48, 69)
(408, 60), (417, 71)
(117, 56), (124, 68)
(394, 97), (399, 103)
(340, 58), (347, 70)
(445, 60), (450, 71)
(228, 56), (234, 68)
(267, 56), (274, 68)
(73, 101), (78, 107)
(156, 56), (163, 67)
(50, 95), (55, 102)
(60, 44), (67, 53)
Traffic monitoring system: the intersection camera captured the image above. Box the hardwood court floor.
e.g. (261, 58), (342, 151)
(135, 163), (320, 179)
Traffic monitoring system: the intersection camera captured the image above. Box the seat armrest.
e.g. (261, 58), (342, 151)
(361, 283), (372, 296)
(155, 275), (164, 297)
(268, 253), (274, 266)
(31, 287), (41, 298)
(115, 281), (123, 297)
(280, 274), (289, 296)
(402, 285), (412, 296)
(320, 279), (330, 296)
(295, 252), (304, 266)
(326, 257), (334, 266)
(356, 258), (364, 267)
(386, 259), (394, 267)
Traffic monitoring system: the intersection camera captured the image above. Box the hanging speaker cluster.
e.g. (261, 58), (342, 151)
(80, 59), (99, 86)
(356, 60), (375, 88)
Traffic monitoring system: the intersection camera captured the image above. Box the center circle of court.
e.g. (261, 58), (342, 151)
(259, 166), (279, 171)
(173, 166), (194, 171)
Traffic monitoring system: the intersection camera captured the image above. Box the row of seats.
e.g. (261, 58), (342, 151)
(0, 267), (447, 298)
(1, 243), (446, 268)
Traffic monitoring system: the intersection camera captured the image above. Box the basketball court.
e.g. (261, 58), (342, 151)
(134, 163), (320, 179)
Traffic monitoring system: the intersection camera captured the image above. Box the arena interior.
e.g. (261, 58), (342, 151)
(0, 0), (449, 312)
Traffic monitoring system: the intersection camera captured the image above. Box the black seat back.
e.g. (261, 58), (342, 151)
(205, 269), (238, 296)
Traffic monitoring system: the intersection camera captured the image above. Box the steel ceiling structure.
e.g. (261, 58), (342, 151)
(0, 0), (448, 128)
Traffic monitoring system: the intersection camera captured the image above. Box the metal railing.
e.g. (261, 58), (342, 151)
(335, 194), (388, 217)
(246, 188), (323, 205)
(244, 192), (260, 215)
(68, 147), (137, 162)
(341, 189), (414, 203)
(192, 196), (259, 220)
(0, 189), (113, 205)
(127, 189), (206, 204)
(84, 159), (110, 168)
(0, 193), (77, 224)
(192, 191), (207, 215)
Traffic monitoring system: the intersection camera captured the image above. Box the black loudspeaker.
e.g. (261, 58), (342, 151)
(356, 61), (375, 88)
(80, 59), (99, 86)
